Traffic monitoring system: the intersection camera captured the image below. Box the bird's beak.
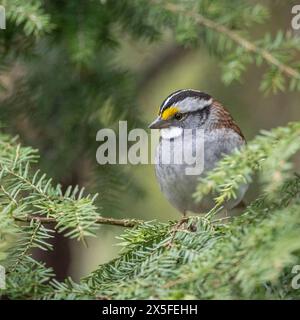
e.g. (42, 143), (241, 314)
(148, 116), (170, 129)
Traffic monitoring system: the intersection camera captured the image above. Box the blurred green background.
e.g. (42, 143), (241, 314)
(1, 0), (299, 281)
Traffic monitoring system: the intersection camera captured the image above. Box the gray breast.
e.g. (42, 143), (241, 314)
(155, 128), (246, 214)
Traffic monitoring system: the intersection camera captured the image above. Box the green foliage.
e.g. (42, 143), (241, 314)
(1, 0), (300, 300)
(0, 136), (101, 242)
(4, 0), (53, 37)
(2, 144), (300, 299)
(0, 0), (52, 58)
(0, 0), (148, 212)
(40, 176), (300, 300)
(151, 0), (300, 93)
(1, 0), (300, 207)
(0, 133), (103, 297)
(194, 122), (300, 206)
(6, 256), (54, 299)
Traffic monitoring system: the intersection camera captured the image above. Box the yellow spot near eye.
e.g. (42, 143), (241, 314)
(161, 106), (179, 120)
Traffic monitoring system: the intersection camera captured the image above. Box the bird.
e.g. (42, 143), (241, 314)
(149, 89), (248, 218)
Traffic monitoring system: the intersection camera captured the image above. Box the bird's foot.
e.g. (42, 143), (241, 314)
(165, 216), (189, 248)
(172, 216), (189, 231)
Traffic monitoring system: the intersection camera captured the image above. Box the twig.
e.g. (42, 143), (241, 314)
(14, 214), (143, 228)
(163, 275), (197, 289)
(10, 221), (42, 272)
(155, 1), (300, 80)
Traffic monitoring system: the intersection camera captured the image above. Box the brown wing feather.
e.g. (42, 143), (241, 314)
(210, 100), (245, 141)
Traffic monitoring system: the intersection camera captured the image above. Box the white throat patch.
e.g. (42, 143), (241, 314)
(160, 127), (183, 139)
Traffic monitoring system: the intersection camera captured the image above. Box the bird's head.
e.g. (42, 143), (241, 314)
(149, 89), (244, 140)
(148, 89), (213, 131)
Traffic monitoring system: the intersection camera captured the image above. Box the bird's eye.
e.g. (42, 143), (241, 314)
(174, 113), (184, 121)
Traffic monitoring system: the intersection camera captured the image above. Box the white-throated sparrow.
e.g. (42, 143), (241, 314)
(149, 89), (247, 216)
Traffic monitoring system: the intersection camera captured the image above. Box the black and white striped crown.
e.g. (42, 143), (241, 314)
(159, 89), (212, 115)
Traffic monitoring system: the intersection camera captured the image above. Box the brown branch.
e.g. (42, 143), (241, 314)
(14, 214), (143, 228)
(155, 1), (300, 80)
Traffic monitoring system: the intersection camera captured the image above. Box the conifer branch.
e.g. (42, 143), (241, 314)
(13, 214), (143, 228)
(158, 1), (300, 81)
(10, 221), (42, 272)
